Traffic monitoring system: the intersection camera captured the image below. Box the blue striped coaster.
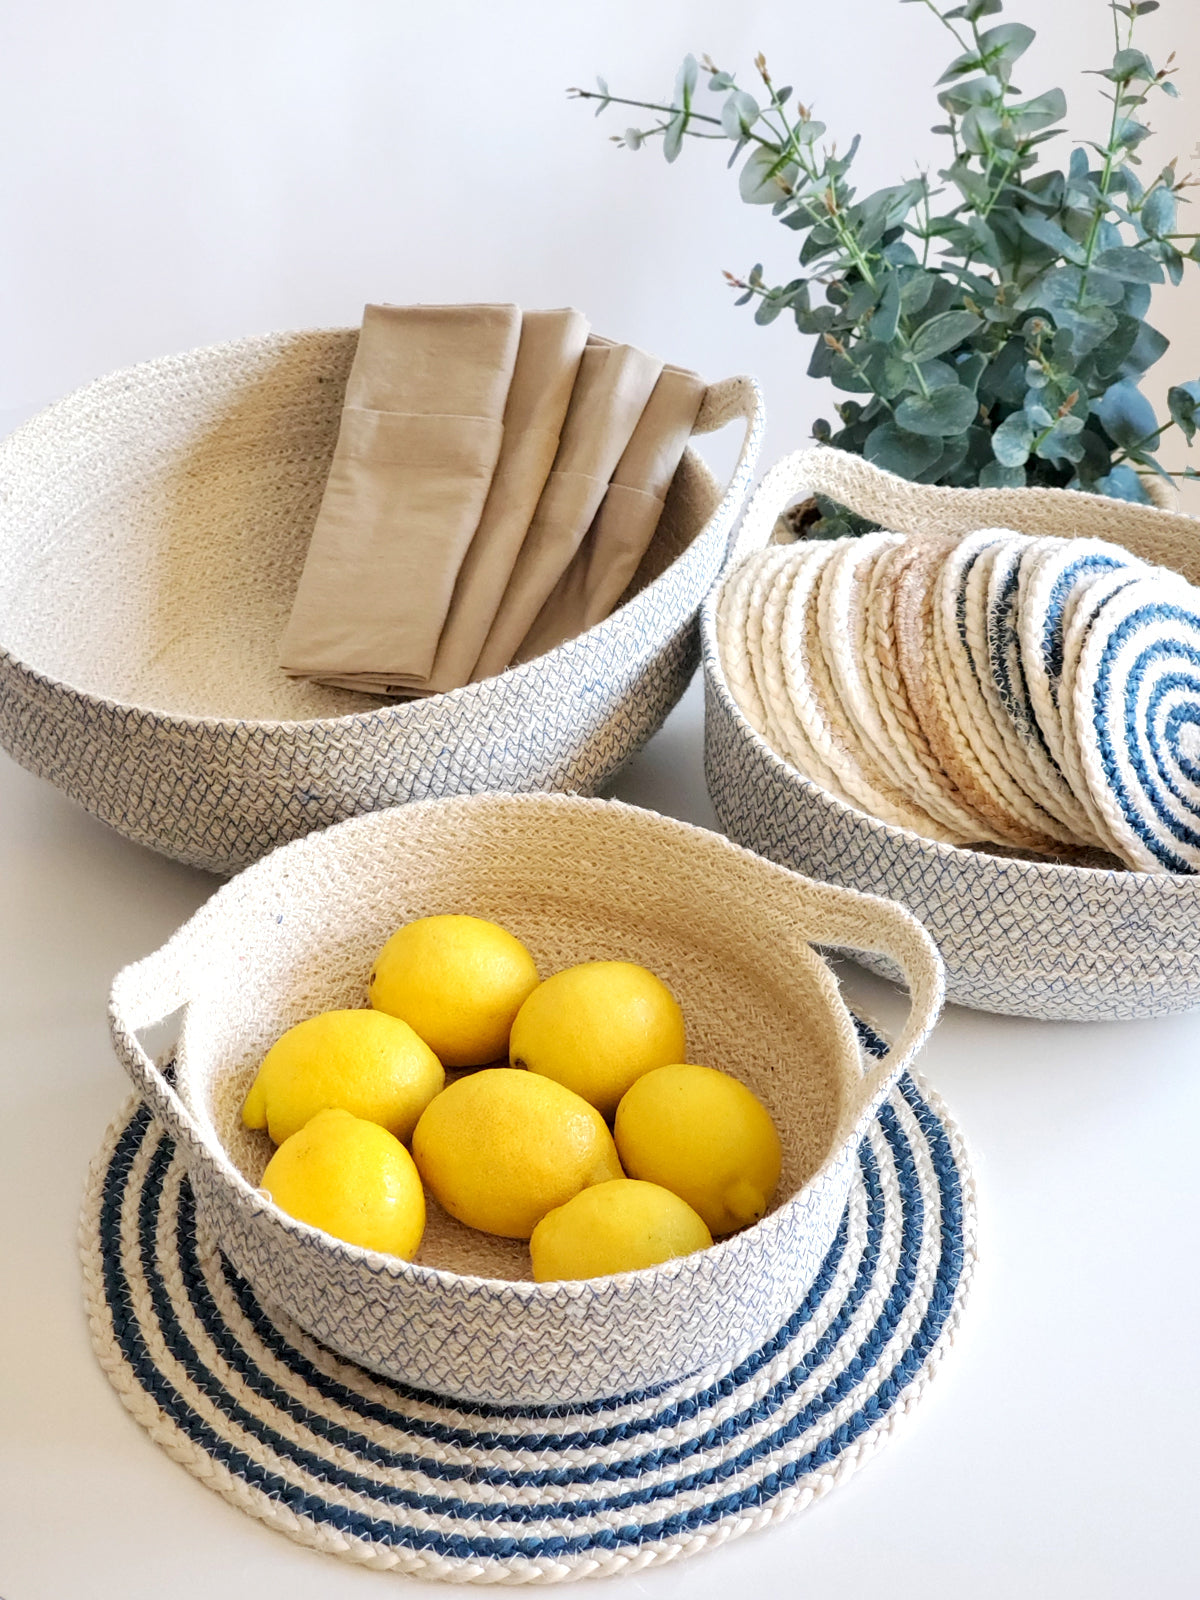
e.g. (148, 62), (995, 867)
(81, 1030), (975, 1585)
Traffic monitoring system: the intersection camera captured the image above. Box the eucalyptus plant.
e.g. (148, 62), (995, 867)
(572, 0), (1200, 532)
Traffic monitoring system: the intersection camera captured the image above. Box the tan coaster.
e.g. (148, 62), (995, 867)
(862, 540), (991, 844)
(891, 537), (1064, 853)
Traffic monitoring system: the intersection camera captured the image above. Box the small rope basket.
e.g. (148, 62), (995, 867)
(702, 446), (1200, 1021)
(0, 330), (763, 875)
(107, 790), (943, 1409)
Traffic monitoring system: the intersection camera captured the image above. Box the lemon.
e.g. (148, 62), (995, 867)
(614, 1064), (783, 1236)
(508, 960), (686, 1117)
(411, 1067), (623, 1238)
(259, 1108), (426, 1258)
(370, 915), (539, 1069)
(529, 1178), (712, 1282)
(241, 1008), (444, 1145)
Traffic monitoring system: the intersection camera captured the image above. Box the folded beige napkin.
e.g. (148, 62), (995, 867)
(513, 363), (707, 665)
(279, 302), (521, 685)
(387, 308), (591, 696)
(469, 336), (663, 682)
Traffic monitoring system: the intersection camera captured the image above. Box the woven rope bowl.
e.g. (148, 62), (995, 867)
(703, 446), (1200, 1022)
(108, 790), (942, 1407)
(0, 330), (763, 876)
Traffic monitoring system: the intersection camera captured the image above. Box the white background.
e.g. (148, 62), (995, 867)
(3, 2), (1200, 1595)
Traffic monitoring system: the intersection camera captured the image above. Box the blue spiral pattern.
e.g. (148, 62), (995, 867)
(1081, 580), (1200, 872)
(83, 1037), (973, 1583)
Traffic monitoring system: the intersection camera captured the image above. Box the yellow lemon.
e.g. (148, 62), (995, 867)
(614, 1064), (783, 1236)
(411, 1067), (623, 1238)
(241, 1008), (444, 1145)
(508, 960), (686, 1117)
(369, 915), (539, 1069)
(529, 1178), (712, 1282)
(259, 1108), (426, 1258)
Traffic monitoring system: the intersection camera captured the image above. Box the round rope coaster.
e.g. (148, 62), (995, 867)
(1056, 565), (1150, 857)
(864, 540), (990, 843)
(818, 533), (962, 843)
(939, 531), (1067, 850)
(81, 1041), (976, 1586)
(756, 546), (850, 798)
(983, 538), (1093, 841)
(1072, 574), (1200, 873)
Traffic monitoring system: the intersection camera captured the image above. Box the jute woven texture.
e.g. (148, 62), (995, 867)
(702, 446), (1200, 1021)
(0, 330), (763, 875)
(107, 791), (943, 1407)
(82, 1040), (975, 1585)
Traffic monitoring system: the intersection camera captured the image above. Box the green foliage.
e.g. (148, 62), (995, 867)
(571, 0), (1200, 531)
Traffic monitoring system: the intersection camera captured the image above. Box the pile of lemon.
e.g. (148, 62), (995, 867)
(243, 914), (782, 1282)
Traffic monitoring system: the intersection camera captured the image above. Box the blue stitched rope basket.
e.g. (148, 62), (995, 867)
(0, 330), (763, 875)
(702, 448), (1200, 1021)
(106, 791), (943, 1409)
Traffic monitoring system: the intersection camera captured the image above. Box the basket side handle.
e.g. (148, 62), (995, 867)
(789, 877), (945, 1113)
(724, 449), (818, 567)
(748, 445), (1200, 576)
(690, 376), (767, 556)
(108, 927), (225, 1172)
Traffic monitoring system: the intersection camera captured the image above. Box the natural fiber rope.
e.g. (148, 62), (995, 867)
(863, 541), (989, 842)
(81, 1050), (977, 1585)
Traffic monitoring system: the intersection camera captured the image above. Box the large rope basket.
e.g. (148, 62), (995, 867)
(107, 791), (943, 1407)
(703, 446), (1200, 1021)
(0, 330), (763, 875)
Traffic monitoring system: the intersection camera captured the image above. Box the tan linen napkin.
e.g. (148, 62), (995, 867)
(513, 363), (707, 665)
(469, 335), (663, 682)
(279, 302), (522, 684)
(381, 307), (591, 696)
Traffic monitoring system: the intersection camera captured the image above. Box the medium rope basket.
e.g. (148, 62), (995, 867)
(107, 790), (943, 1408)
(702, 446), (1200, 1021)
(0, 330), (763, 875)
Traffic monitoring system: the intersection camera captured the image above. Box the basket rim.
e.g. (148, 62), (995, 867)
(134, 790), (917, 1305)
(0, 326), (755, 732)
(699, 567), (1200, 894)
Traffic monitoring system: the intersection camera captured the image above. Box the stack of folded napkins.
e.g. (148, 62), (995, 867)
(279, 304), (708, 696)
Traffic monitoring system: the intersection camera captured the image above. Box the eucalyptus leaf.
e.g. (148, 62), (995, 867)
(863, 422), (943, 475)
(980, 460), (1027, 488)
(1168, 381), (1200, 444)
(738, 145), (796, 203)
(992, 411), (1036, 467)
(1097, 464), (1152, 502)
(1093, 246), (1164, 283)
(895, 385), (980, 437)
(721, 90), (760, 139)
(1095, 379), (1158, 448)
(908, 310), (982, 360)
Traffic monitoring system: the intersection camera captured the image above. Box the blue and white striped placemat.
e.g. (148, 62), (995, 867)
(80, 1030), (976, 1584)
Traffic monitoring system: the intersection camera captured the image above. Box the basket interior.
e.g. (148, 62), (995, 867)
(173, 799), (860, 1284)
(0, 330), (722, 721)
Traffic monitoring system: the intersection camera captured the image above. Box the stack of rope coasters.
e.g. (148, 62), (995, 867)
(80, 1026), (976, 1585)
(718, 526), (1200, 873)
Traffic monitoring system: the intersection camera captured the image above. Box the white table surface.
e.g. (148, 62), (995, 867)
(3, 672), (1200, 1598)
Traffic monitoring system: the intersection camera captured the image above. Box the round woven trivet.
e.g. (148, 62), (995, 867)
(81, 1037), (975, 1586)
(938, 531), (1067, 849)
(891, 535), (1029, 849)
(756, 547), (850, 799)
(818, 533), (960, 843)
(1055, 565), (1149, 857)
(863, 540), (992, 844)
(1017, 539), (1146, 820)
(796, 538), (965, 833)
(1072, 574), (1200, 873)
(981, 537), (1089, 842)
